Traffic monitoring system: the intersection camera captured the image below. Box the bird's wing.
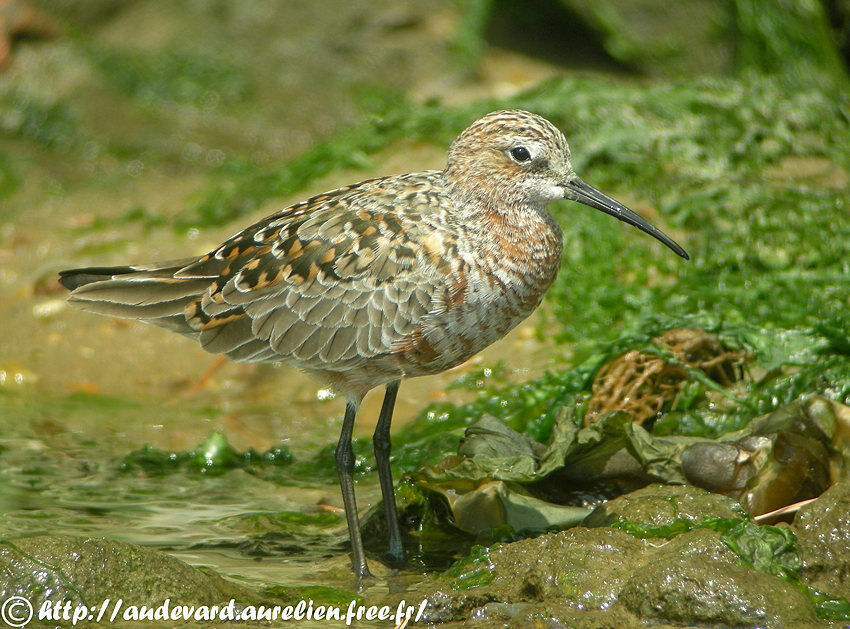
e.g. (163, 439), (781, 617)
(177, 173), (453, 369)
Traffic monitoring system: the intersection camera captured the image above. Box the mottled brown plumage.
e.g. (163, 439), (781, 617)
(59, 110), (687, 583)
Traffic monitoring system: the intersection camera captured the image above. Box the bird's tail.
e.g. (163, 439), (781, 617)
(58, 258), (211, 337)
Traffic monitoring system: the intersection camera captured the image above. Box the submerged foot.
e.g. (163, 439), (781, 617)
(354, 567), (378, 592)
(379, 550), (409, 571)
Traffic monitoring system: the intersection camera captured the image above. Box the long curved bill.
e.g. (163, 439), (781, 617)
(564, 177), (689, 260)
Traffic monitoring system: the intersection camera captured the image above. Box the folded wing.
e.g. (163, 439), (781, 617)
(60, 175), (448, 372)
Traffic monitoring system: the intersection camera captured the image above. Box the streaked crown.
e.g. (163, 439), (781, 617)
(444, 110), (575, 207)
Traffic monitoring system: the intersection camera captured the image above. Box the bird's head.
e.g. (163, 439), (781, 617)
(445, 110), (688, 259)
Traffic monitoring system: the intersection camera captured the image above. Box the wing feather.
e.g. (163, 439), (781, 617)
(272, 319), (315, 355)
(200, 316), (256, 354)
(65, 172), (450, 374)
(320, 327), (357, 362)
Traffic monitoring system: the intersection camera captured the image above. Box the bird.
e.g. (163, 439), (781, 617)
(58, 110), (688, 583)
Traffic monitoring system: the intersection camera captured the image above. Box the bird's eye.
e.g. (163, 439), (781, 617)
(509, 146), (532, 163)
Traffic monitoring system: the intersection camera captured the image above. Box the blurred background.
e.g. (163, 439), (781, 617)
(0, 0), (848, 599)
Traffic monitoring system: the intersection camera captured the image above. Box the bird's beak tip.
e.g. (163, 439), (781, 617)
(564, 177), (689, 260)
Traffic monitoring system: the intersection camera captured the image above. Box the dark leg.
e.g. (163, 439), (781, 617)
(335, 397), (371, 580)
(373, 380), (405, 567)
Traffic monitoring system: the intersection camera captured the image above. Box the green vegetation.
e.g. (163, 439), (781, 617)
(0, 151), (17, 199)
(86, 46), (253, 108)
(261, 584), (361, 608)
(0, 89), (79, 150)
(120, 431), (292, 477)
(733, 0), (847, 84)
(442, 544), (497, 589)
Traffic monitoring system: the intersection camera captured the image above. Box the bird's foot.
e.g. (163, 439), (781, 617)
(354, 567), (378, 592)
(379, 550), (409, 571)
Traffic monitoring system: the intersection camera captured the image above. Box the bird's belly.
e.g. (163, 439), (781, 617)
(406, 267), (556, 377)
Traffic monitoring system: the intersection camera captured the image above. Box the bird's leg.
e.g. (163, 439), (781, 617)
(335, 396), (371, 581)
(373, 380), (405, 567)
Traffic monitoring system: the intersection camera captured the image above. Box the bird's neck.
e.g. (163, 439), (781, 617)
(443, 178), (563, 292)
(445, 175), (558, 240)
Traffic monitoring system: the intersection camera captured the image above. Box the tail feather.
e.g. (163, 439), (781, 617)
(58, 258), (210, 337)
(68, 276), (211, 309)
(58, 266), (137, 291)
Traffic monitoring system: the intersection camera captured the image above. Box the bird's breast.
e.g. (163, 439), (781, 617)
(402, 207), (563, 375)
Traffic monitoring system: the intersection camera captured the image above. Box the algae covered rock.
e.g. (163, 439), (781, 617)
(411, 522), (824, 627)
(414, 526), (644, 624)
(469, 527), (640, 608)
(0, 535), (256, 609)
(794, 480), (850, 599)
(508, 527), (640, 609)
(620, 528), (819, 628)
(403, 483), (840, 627)
(583, 483), (746, 531)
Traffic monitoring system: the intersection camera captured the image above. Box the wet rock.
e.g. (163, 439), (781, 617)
(402, 483), (838, 627)
(0, 535), (256, 608)
(414, 527), (642, 624)
(491, 527), (641, 609)
(410, 523), (824, 627)
(473, 602), (644, 629)
(619, 528), (819, 627)
(583, 483), (746, 530)
(417, 589), (500, 625)
(794, 480), (850, 599)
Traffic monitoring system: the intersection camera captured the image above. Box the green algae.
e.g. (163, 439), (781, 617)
(217, 510), (341, 533)
(0, 89), (79, 151)
(261, 585), (361, 607)
(0, 151), (19, 200)
(120, 431), (292, 477)
(86, 46), (253, 108)
(721, 520), (850, 621)
(719, 520), (800, 579)
(442, 544), (497, 590)
(733, 0), (847, 85)
(451, 0), (494, 69)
